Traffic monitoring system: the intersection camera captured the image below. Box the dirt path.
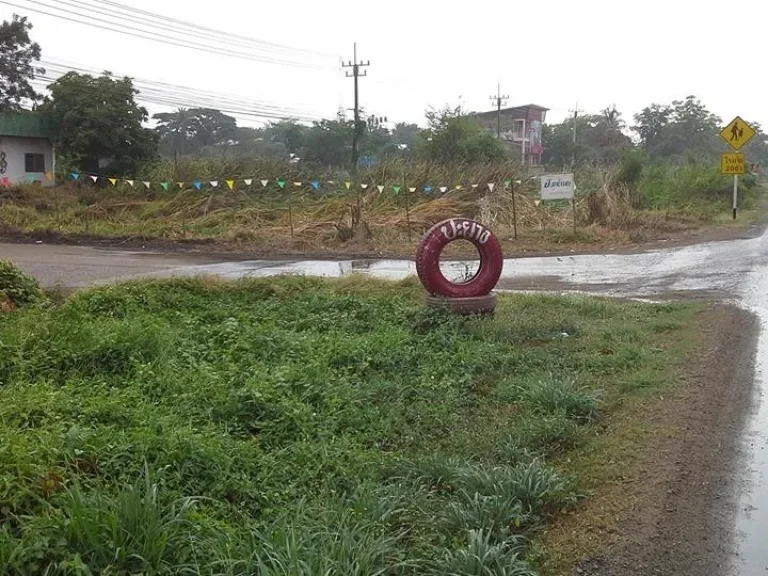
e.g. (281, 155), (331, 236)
(543, 305), (758, 576)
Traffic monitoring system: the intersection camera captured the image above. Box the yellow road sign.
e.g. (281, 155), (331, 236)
(720, 116), (756, 150)
(722, 153), (745, 175)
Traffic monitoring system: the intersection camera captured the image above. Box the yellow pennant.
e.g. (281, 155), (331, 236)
(345, 181), (351, 190)
(44, 172), (53, 181)
(109, 178), (117, 186)
(226, 180), (235, 190)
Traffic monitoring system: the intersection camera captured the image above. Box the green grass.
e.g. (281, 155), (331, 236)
(0, 275), (698, 574)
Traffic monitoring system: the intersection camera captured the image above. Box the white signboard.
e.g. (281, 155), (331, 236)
(540, 173), (575, 201)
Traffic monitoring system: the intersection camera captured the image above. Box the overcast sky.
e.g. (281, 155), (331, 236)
(7, 0), (768, 130)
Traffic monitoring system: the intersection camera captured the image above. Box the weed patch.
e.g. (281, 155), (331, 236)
(0, 276), (698, 574)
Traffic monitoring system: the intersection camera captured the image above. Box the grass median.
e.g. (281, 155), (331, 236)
(0, 275), (701, 574)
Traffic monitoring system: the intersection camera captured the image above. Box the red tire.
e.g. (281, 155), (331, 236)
(415, 218), (504, 297)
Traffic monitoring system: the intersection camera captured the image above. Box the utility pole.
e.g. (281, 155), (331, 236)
(342, 43), (369, 176)
(489, 83), (509, 140)
(569, 103), (582, 170)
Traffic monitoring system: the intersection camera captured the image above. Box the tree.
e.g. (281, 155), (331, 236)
(40, 72), (158, 174)
(302, 116), (353, 166)
(633, 96), (722, 159)
(542, 107), (631, 167)
(419, 105), (505, 164)
(153, 108), (238, 156)
(0, 14), (44, 111)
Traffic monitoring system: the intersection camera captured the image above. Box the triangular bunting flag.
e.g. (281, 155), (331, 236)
(471, 184), (479, 189)
(293, 181), (302, 187)
(439, 186), (448, 193)
(488, 183), (495, 192)
(409, 187), (416, 193)
(210, 181), (219, 188)
(277, 179), (286, 189)
(504, 179), (512, 188)
(126, 179), (134, 187)
(71, 173), (80, 180)
(89, 175), (98, 183)
(361, 183), (368, 190)
(392, 186), (401, 194)
(345, 182), (351, 190)
(377, 185), (384, 193)
(327, 180), (335, 185)
(177, 182), (184, 189)
(193, 181), (202, 191)
(311, 180), (320, 190)
(455, 185), (462, 190)
(45, 172), (53, 181)
(226, 180), (235, 190)
(161, 182), (169, 191)
(244, 179), (253, 186)
(424, 186), (433, 194)
(143, 181), (151, 189)
(109, 178), (117, 186)
(261, 179), (269, 188)
(534, 200), (541, 207)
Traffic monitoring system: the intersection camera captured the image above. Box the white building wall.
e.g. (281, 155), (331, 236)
(0, 136), (55, 187)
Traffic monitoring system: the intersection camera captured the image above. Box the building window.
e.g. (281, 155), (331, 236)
(511, 120), (526, 140)
(25, 153), (45, 173)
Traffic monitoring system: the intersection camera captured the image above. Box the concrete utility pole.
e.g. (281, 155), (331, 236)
(342, 43), (369, 175)
(489, 83), (509, 140)
(569, 103), (583, 170)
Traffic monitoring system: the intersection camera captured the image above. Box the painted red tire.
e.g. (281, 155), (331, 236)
(415, 218), (504, 298)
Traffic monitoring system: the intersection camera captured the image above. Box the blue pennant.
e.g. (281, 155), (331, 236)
(311, 180), (320, 190)
(193, 181), (202, 191)
(424, 186), (433, 194)
(71, 172), (80, 180)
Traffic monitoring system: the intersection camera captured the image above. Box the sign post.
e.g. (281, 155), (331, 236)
(540, 173), (576, 232)
(719, 116), (756, 220)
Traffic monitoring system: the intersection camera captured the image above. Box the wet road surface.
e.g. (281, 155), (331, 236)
(3, 235), (768, 574)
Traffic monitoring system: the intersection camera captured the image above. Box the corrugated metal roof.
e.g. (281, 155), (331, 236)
(0, 112), (52, 139)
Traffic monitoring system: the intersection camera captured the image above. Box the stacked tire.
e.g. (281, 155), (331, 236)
(415, 218), (504, 315)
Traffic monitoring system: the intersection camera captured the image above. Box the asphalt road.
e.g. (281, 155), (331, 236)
(3, 235), (768, 574)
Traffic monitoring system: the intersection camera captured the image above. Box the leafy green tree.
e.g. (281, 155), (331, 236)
(0, 14), (44, 111)
(633, 96), (722, 159)
(40, 72), (158, 174)
(419, 105), (505, 163)
(302, 116), (353, 166)
(543, 106), (631, 167)
(263, 121), (307, 155)
(153, 108), (237, 156)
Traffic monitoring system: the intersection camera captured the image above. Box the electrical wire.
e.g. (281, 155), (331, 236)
(1, 0), (338, 69)
(73, 0), (337, 59)
(39, 59), (327, 118)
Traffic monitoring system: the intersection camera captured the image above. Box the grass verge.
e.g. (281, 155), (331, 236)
(0, 275), (702, 574)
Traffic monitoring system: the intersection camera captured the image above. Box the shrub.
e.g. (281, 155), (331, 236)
(0, 260), (47, 308)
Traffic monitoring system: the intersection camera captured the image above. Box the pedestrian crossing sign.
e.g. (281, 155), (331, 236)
(720, 116), (756, 151)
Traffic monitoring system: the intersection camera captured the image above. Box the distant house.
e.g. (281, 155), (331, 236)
(0, 112), (55, 187)
(474, 104), (549, 166)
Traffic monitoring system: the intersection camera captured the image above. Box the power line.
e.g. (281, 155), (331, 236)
(39, 60), (326, 119)
(51, 0), (332, 62)
(1, 0), (336, 69)
(79, 0), (337, 59)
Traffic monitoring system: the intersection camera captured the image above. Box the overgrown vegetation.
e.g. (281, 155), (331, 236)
(0, 259), (47, 308)
(0, 275), (698, 574)
(1, 154), (760, 256)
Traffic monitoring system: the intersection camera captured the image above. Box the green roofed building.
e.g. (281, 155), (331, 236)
(0, 111), (56, 187)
